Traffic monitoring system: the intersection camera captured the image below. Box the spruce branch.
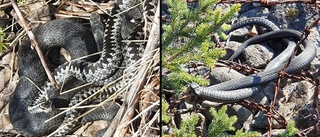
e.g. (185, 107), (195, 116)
(162, 0), (240, 91)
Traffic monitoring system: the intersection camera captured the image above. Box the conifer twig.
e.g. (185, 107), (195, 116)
(10, 0), (59, 88)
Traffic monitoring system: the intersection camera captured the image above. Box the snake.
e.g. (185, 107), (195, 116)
(187, 18), (316, 102)
(9, 0), (158, 136)
(9, 18), (101, 136)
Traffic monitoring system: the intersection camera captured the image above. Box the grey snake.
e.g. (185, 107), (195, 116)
(187, 18), (316, 102)
(9, 0), (158, 136)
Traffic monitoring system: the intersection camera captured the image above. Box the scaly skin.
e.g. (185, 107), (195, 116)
(9, 19), (98, 136)
(188, 29), (316, 102)
(10, 0), (158, 136)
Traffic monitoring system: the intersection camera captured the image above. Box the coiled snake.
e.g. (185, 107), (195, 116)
(9, 0), (158, 136)
(187, 18), (316, 102)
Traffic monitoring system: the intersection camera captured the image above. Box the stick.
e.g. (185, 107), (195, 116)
(10, 0), (59, 88)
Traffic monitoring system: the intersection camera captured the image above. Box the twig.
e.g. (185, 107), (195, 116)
(10, 0), (59, 88)
(126, 100), (159, 125)
(141, 109), (160, 136)
(57, 8), (96, 16)
(88, 0), (112, 16)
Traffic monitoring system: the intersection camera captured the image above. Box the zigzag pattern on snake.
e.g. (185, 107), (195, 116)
(9, 0), (158, 136)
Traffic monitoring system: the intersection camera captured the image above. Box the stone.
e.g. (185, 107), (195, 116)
(239, 7), (270, 19)
(221, 41), (243, 60)
(251, 88), (269, 105)
(294, 103), (317, 132)
(162, 125), (173, 134)
(267, 3), (319, 30)
(228, 27), (250, 42)
(209, 67), (244, 85)
(262, 82), (284, 103)
(243, 43), (274, 68)
(251, 103), (296, 129)
(226, 104), (253, 130)
(281, 81), (314, 110)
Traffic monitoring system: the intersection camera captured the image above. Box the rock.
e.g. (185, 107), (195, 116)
(281, 81), (314, 109)
(221, 41), (243, 60)
(226, 105), (253, 130)
(307, 26), (320, 49)
(242, 43), (274, 68)
(209, 67), (244, 85)
(187, 2), (199, 10)
(228, 27), (250, 42)
(251, 103), (296, 129)
(280, 103), (297, 119)
(239, 7), (270, 19)
(294, 103), (317, 132)
(251, 80), (314, 131)
(251, 111), (276, 129)
(162, 125), (173, 134)
(267, 3), (319, 30)
(268, 4), (297, 29)
(182, 101), (194, 109)
(251, 88), (269, 105)
(262, 82), (284, 104)
(310, 56), (320, 71)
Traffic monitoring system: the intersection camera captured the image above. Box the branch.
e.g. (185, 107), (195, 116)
(10, 0), (59, 88)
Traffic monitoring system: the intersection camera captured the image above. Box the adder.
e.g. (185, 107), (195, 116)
(9, 0), (158, 136)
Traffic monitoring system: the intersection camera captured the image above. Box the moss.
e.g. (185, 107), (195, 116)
(286, 9), (299, 20)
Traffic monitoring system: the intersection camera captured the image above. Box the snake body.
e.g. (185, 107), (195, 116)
(9, 19), (99, 136)
(226, 17), (294, 69)
(9, 0), (157, 136)
(49, 6), (148, 136)
(188, 18), (316, 102)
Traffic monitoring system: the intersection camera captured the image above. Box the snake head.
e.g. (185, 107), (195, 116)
(28, 100), (53, 114)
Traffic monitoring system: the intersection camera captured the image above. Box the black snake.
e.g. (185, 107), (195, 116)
(9, 0), (158, 136)
(187, 18), (316, 102)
